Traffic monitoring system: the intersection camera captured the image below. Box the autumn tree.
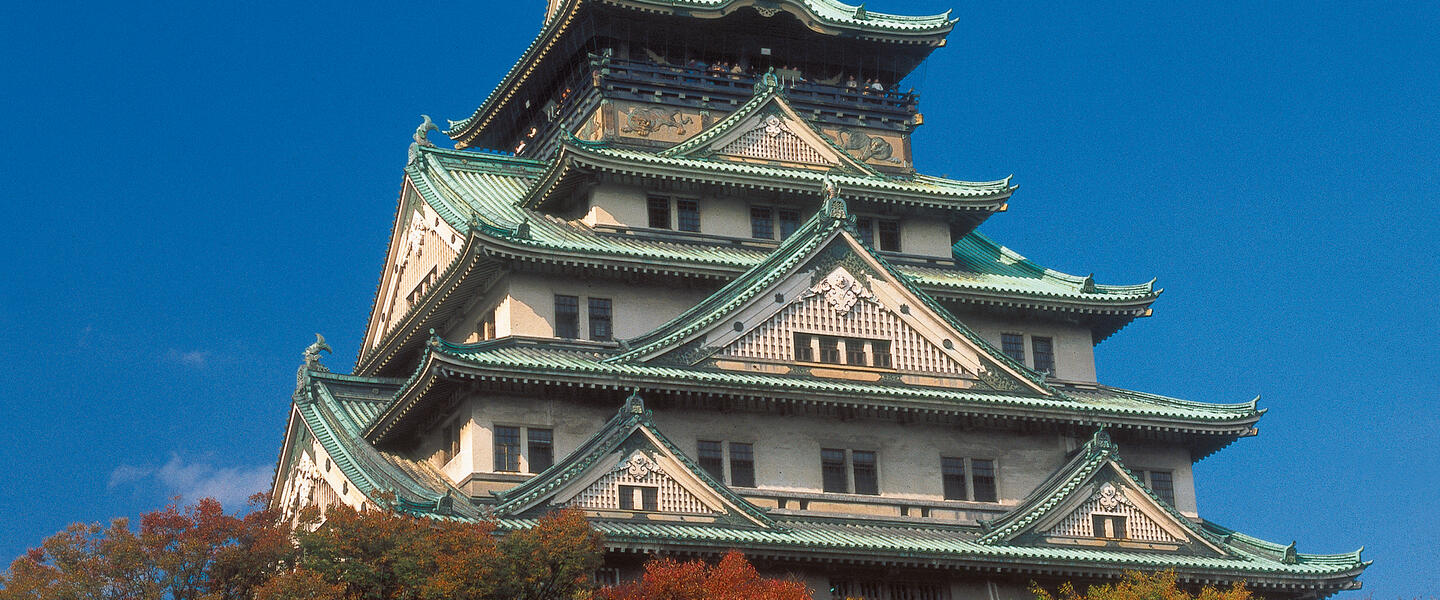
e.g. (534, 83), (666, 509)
(1031, 569), (1253, 600)
(597, 550), (811, 600)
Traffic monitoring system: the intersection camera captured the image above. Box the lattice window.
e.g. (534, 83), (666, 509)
(724, 293), (971, 375)
(569, 453), (716, 515)
(718, 118), (829, 165)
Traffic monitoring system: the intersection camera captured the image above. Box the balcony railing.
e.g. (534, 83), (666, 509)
(591, 55), (919, 117)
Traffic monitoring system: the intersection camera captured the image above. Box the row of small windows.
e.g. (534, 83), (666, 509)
(494, 425), (554, 473)
(555, 295), (612, 341)
(1001, 332), (1056, 375)
(647, 196), (701, 232)
(646, 195), (903, 252)
(481, 425), (1174, 508)
(795, 333), (892, 368)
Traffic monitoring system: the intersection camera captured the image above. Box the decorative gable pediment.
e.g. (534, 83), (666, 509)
(661, 85), (875, 174)
(491, 395), (776, 528)
(980, 431), (1229, 556)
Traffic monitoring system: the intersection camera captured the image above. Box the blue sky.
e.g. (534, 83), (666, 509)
(1, 0), (1435, 596)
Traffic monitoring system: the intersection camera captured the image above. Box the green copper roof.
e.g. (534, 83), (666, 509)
(286, 369), (1360, 591)
(446, 0), (955, 145)
(612, 0), (955, 34)
(417, 339), (1261, 427)
(491, 393), (777, 528)
(292, 370), (482, 519)
(406, 146), (1156, 309)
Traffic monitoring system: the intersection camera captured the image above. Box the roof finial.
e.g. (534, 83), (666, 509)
(1090, 428), (1116, 453)
(294, 333), (333, 402)
(408, 115), (439, 166)
(625, 389), (645, 414)
(1081, 273), (1096, 293)
(821, 175), (848, 220)
(753, 67), (781, 95)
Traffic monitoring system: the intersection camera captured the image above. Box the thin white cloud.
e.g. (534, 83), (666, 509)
(163, 348), (212, 368)
(109, 454), (273, 508)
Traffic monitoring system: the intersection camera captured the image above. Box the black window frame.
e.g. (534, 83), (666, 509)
(697, 440), (725, 481)
(819, 336), (841, 364)
(1147, 470), (1176, 506)
(494, 425), (521, 472)
(794, 333), (814, 362)
(877, 219), (901, 252)
(871, 340), (892, 368)
(554, 295), (579, 339)
(778, 209), (801, 239)
(676, 199), (701, 232)
(821, 448), (848, 493)
(750, 205), (775, 239)
(1001, 332), (1026, 364)
(851, 450), (879, 495)
(588, 297), (613, 341)
(941, 457), (967, 500)
(527, 428), (554, 473)
(844, 338), (868, 366)
(647, 196), (671, 229)
(971, 458), (998, 502)
(729, 442), (755, 488)
(1032, 336), (1055, 375)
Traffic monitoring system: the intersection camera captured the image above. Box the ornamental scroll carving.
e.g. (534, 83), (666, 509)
(1095, 482), (1131, 511)
(806, 268), (874, 315)
(615, 451), (658, 478)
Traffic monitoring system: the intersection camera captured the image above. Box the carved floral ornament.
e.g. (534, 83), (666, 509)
(1095, 481), (1132, 511)
(615, 451), (659, 478)
(806, 267), (874, 315)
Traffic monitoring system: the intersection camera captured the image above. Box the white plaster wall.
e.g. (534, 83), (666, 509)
(1118, 440), (1198, 517)
(505, 273), (713, 339)
(953, 310), (1098, 382)
(448, 395), (1094, 514)
(584, 183), (647, 228)
(902, 218), (953, 259)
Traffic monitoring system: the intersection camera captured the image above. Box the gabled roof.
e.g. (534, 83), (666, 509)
(406, 145), (1148, 308)
(520, 139), (1014, 213)
(490, 393), (777, 529)
(657, 80), (877, 174)
(977, 430), (1229, 555)
(608, 193), (1053, 396)
(446, 0), (956, 147)
(285, 368), (483, 519)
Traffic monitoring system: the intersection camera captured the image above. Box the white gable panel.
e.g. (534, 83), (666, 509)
(720, 268), (976, 376)
(566, 451), (717, 515)
(1043, 482), (1181, 543)
(717, 115), (830, 165)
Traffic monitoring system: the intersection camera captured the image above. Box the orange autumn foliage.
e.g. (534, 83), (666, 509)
(1031, 569), (1253, 600)
(598, 550), (811, 600)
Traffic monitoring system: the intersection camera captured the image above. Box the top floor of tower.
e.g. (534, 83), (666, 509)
(446, 0), (956, 171)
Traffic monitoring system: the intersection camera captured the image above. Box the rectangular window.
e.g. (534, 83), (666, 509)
(527, 428), (554, 472)
(819, 336), (841, 364)
(697, 440), (724, 481)
(1032, 336), (1055, 375)
(618, 485), (657, 511)
(677, 199), (700, 232)
(821, 448), (848, 493)
(750, 206), (774, 239)
(830, 580), (948, 600)
(554, 295), (579, 339)
(494, 425), (521, 472)
(729, 443), (755, 487)
(647, 196), (671, 229)
(971, 459), (998, 502)
(1148, 471), (1176, 506)
(877, 220), (901, 252)
(1001, 333), (1025, 364)
(778, 209), (801, 239)
(871, 340), (892, 368)
(844, 338), (868, 366)
(851, 450), (878, 495)
(1093, 514), (1127, 539)
(856, 217), (875, 246)
(941, 457), (966, 500)
(794, 333), (814, 362)
(588, 298), (613, 341)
